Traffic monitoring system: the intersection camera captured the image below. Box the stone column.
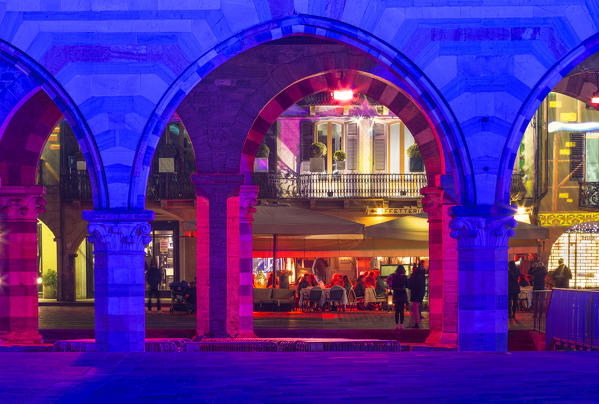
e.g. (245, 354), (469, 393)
(0, 185), (45, 345)
(450, 205), (516, 352)
(239, 185), (258, 337)
(422, 187), (458, 346)
(82, 209), (154, 352)
(192, 173), (243, 338)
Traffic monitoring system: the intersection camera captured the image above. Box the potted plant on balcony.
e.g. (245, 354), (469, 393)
(254, 143), (270, 173)
(407, 143), (424, 172)
(310, 142), (327, 172)
(42, 269), (57, 299)
(333, 150), (347, 171)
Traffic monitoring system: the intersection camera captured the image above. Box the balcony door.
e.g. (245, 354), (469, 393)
(315, 122), (343, 173)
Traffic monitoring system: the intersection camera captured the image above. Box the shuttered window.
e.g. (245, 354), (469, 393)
(373, 122), (386, 171)
(570, 132), (584, 180)
(300, 120), (314, 161)
(346, 122), (358, 171)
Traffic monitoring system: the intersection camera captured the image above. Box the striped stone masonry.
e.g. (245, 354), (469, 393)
(239, 185), (258, 337)
(450, 206), (517, 352)
(192, 173), (244, 338)
(82, 209), (154, 352)
(422, 186), (458, 347)
(0, 185), (45, 345)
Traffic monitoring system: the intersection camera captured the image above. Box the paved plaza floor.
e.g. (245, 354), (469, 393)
(39, 305), (534, 331)
(0, 352), (597, 403)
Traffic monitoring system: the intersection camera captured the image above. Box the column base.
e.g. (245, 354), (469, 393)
(425, 330), (457, 347)
(0, 331), (43, 345)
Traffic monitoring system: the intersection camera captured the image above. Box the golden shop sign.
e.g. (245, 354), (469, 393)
(366, 207), (423, 216)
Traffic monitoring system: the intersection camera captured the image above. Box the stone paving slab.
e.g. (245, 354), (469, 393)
(0, 352), (598, 403)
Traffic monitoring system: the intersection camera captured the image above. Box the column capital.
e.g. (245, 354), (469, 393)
(449, 205), (517, 248)
(239, 185), (259, 222)
(82, 209), (154, 253)
(0, 185), (46, 220)
(191, 173), (244, 199)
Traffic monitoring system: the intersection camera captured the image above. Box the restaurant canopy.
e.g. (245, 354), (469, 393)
(252, 205), (364, 235)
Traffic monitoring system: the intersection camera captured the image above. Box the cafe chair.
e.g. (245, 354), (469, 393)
(309, 287), (323, 312)
(329, 286), (346, 312)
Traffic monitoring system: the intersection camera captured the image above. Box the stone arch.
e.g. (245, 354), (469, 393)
(0, 90), (62, 186)
(240, 70), (446, 186)
(0, 40), (106, 208)
(134, 15), (472, 208)
(499, 33), (599, 205)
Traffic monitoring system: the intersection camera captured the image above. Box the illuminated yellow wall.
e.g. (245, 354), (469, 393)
(74, 239), (88, 300)
(38, 220), (57, 276)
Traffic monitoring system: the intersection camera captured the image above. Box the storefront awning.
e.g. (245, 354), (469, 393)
(252, 205), (364, 235)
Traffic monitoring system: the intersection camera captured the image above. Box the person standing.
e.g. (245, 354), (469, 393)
(147, 264), (162, 312)
(529, 261), (548, 291)
(387, 265), (408, 330)
(551, 258), (572, 288)
(508, 261), (520, 319)
(408, 261), (426, 328)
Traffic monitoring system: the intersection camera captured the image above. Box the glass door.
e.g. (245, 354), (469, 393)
(147, 221), (179, 292)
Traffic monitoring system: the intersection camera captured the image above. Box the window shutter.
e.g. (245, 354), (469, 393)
(373, 123), (386, 171)
(570, 132), (584, 180)
(300, 120), (315, 161)
(346, 122), (358, 171)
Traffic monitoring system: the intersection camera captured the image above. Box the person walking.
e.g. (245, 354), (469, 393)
(408, 261), (426, 328)
(550, 258), (572, 288)
(387, 265), (408, 330)
(147, 264), (162, 312)
(508, 261), (520, 319)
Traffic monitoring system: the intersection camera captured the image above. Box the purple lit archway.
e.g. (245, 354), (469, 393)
(240, 70), (447, 187)
(133, 15), (472, 208)
(499, 33), (599, 206)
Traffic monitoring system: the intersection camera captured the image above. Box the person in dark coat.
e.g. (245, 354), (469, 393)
(354, 275), (366, 299)
(408, 261), (426, 328)
(387, 265), (408, 329)
(508, 260), (520, 319)
(529, 261), (548, 291)
(146, 264), (162, 311)
(550, 258), (572, 288)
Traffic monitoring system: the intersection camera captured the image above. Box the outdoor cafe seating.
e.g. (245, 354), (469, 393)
(299, 286), (349, 312)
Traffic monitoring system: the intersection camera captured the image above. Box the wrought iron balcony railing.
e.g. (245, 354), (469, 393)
(60, 172), (195, 202)
(253, 172), (427, 199)
(579, 182), (599, 210)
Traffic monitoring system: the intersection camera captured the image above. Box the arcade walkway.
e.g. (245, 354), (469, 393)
(0, 352), (597, 403)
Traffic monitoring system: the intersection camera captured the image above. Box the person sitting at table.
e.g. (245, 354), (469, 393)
(354, 275), (366, 298)
(375, 275), (387, 297)
(296, 274), (310, 295)
(364, 271), (376, 288)
(326, 273), (342, 288)
(308, 274), (318, 287)
(342, 275), (352, 296)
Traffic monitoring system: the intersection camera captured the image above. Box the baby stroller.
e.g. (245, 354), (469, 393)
(169, 282), (194, 314)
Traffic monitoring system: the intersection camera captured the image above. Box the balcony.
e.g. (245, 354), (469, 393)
(253, 172), (427, 199)
(579, 182), (599, 210)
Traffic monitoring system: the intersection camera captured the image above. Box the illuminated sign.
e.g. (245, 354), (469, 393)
(366, 207), (423, 216)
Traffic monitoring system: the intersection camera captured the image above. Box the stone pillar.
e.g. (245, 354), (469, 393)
(82, 209), (154, 352)
(192, 173), (243, 338)
(0, 185), (45, 345)
(450, 205), (516, 352)
(422, 187), (458, 346)
(239, 185), (258, 337)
